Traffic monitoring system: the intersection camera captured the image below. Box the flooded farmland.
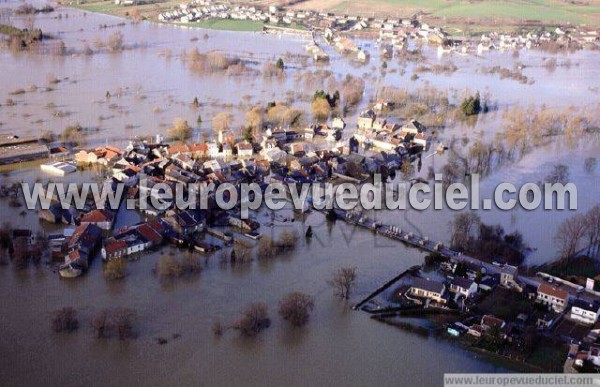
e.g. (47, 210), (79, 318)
(1, 1), (600, 386)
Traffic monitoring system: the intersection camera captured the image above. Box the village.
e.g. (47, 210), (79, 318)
(0, 96), (435, 279)
(153, 0), (600, 62)
(3, 90), (600, 372)
(352, 236), (600, 373)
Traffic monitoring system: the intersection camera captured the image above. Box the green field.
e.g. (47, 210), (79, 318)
(329, 0), (600, 26)
(180, 19), (265, 32)
(72, 1), (121, 14)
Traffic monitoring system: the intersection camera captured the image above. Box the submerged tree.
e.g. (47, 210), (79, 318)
(546, 164), (570, 185)
(234, 303), (270, 337)
(167, 118), (192, 142)
(51, 307), (79, 333)
(278, 292), (315, 327)
(104, 257), (126, 280)
(328, 266), (357, 300)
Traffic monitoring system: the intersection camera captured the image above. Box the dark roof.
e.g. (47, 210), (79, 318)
(573, 299), (600, 312)
(450, 276), (474, 290)
(412, 278), (445, 294)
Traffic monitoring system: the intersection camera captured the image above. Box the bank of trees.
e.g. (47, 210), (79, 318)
(50, 307), (137, 340)
(155, 253), (202, 280)
(555, 204), (600, 260)
(92, 308), (137, 340)
(450, 213), (526, 265)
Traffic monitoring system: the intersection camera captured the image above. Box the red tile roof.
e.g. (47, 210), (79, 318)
(189, 143), (208, 153)
(136, 223), (162, 243)
(481, 315), (505, 329)
(80, 209), (114, 223)
(169, 144), (190, 154)
(105, 239), (127, 254)
(538, 283), (569, 300)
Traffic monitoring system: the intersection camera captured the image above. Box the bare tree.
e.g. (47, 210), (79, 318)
(91, 309), (111, 338)
(450, 212), (481, 251)
(277, 230), (299, 250)
(107, 31), (124, 52)
(156, 254), (184, 278)
(234, 303), (270, 337)
(167, 118), (192, 143)
(112, 308), (136, 340)
(555, 213), (588, 260)
(257, 236), (277, 259)
(212, 112), (233, 133)
(245, 106), (264, 131)
(181, 252), (202, 273)
(546, 164), (570, 185)
(328, 267), (357, 299)
(91, 308), (136, 340)
(278, 292), (315, 327)
(104, 257), (126, 280)
(400, 158), (415, 180)
(311, 97), (330, 122)
(584, 204), (600, 257)
(212, 318), (224, 336)
(584, 157), (597, 175)
(51, 307), (79, 333)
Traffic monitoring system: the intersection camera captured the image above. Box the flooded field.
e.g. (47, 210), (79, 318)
(0, 1), (599, 385)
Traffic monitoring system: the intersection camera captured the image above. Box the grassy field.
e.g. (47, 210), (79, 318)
(292, 0), (600, 27)
(177, 19), (265, 32)
(71, 1), (122, 14)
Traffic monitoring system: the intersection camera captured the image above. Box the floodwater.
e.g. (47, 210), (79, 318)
(1, 1), (599, 386)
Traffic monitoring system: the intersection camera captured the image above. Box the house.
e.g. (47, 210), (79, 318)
(571, 300), (600, 325)
(402, 119), (426, 134)
(357, 109), (376, 130)
(236, 142), (253, 159)
(481, 315), (506, 330)
(536, 314), (555, 330)
(163, 210), (204, 235)
(167, 143), (190, 156)
(537, 283), (569, 312)
(65, 223), (102, 268)
(101, 238), (128, 260)
(79, 209), (115, 230)
(40, 161), (77, 176)
(332, 117), (346, 130)
(373, 118), (387, 131)
(467, 324), (485, 337)
(102, 221), (165, 259)
(499, 264), (518, 287)
(408, 278), (446, 304)
(412, 133), (431, 148)
(449, 277), (478, 298)
(189, 143), (208, 158)
(477, 274), (500, 291)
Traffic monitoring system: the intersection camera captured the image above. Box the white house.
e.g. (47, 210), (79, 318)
(408, 278), (446, 304)
(236, 142), (253, 159)
(571, 300), (600, 325)
(537, 283), (569, 312)
(332, 117), (346, 130)
(449, 277), (478, 298)
(499, 264), (518, 287)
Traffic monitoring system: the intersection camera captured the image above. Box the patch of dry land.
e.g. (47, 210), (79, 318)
(286, 0), (600, 29)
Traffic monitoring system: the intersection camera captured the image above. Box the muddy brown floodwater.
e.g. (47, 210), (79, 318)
(0, 1), (599, 386)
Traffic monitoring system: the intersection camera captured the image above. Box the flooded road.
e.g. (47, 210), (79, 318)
(0, 2), (599, 385)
